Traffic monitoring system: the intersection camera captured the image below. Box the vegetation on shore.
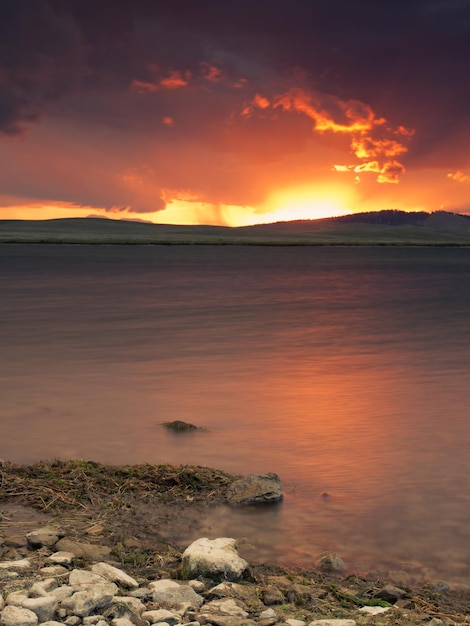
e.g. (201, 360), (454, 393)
(0, 459), (234, 512)
(1, 210), (470, 245)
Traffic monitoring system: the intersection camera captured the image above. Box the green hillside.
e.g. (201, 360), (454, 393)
(1, 210), (470, 245)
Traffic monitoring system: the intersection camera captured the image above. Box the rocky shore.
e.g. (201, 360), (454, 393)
(1, 461), (469, 625)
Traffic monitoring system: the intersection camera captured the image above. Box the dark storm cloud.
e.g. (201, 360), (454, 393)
(2, 0), (470, 136)
(2, 0), (470, 216)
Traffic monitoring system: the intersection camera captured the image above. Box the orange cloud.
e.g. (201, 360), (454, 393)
(351, 136), (409, 159)
(447, 170), (470, 182)
(131, 70), (190, 93)
(273, 89), (383, 134)
(200, 62), (224, 82)
(242, 88), (414, 184)
(131, 79), (159, 94)
(160, 70), (190, 89)
(242, 93), (271, 116)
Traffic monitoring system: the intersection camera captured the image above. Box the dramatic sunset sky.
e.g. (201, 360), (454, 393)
(1, 0), (470, 226)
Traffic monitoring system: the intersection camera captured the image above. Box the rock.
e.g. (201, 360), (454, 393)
(5, 592), (28, 607)
(91, 562), (139, 588)
(226, 474), (283, 505)
(163, 420), (199, 432)
(206, 582), (261, 609)
(0, 558), (31, 571)
(22, 597), (58, 623)
(182, 538), (248, 581)
(200, 618), (255, 626)
(308, 619), (357, 626)
(286, 620), (306, 626)
(149, 580), (204, 610)
(109, 596), (146, 615)
(47, 551), (75, 565)
(30, 578), (58, 596)
(110, 618), (135, 626)
(40, 564), (70, 575)
(0, 606), (39, 626)
(60, 582), (118, 616)
(259, 609), (277, 620)
(26, 527), (62, 549)
(358, 606), (391, 614)
(202, 599), (249, 618)
(55, 539), (111, 560)
(69, 569), (107, 588)
(375, 584), (406, 603)
(141, 608), (181, 624)
(49, 586), (75, 601)
(188, 580), (206, 593)
(425, 580), (450, 593)
(316, 553), (345, 573)
(260, 586), (285, 606)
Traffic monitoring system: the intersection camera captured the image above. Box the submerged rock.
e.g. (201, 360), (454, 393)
(163, 420), (200, 432)
(226, 473), (283, 504)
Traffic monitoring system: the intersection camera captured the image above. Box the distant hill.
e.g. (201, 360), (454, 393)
(1, 210), (470, 245)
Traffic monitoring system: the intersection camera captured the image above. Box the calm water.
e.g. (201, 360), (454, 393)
(1, 244), (470, 582)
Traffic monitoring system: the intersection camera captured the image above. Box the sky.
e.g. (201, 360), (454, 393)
(1, 0), (470, 226)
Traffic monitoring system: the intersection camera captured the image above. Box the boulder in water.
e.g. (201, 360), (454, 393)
(226, 473), (283, 504)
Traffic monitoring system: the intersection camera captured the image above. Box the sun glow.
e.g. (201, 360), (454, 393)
(155, 185), (353, 227)
(259, 185), (353, 223)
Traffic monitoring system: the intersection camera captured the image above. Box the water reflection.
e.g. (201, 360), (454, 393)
(1, 245), (470, 582)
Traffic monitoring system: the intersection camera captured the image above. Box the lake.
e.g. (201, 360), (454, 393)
(1, 244), (470, 583)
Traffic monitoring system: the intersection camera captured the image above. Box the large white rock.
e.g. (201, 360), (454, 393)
(148, 580), (204, 609)
(0, 605), (38, 626)
(226, 473), (283, 504)
(91, 562), (139, 588)
(60, 582), (118, 616)
(181, 538), (248, 581)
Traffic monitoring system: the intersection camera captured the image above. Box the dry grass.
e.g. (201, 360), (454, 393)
(0, 459), (235, 513)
